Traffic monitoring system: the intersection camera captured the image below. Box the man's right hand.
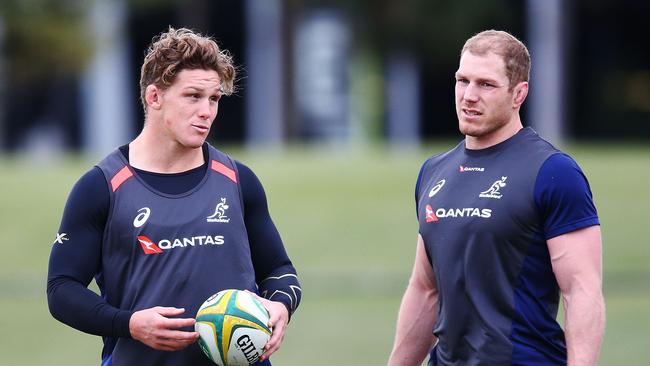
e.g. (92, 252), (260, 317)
(129, 307), (199, 351)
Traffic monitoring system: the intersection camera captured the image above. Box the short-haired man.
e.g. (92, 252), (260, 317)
(388, 30), (605, 366)
(47, 28), (301, 365)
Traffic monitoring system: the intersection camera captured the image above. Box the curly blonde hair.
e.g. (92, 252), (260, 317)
(139, 27), (236, 111)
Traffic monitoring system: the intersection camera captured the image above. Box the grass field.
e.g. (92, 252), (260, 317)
(0, 142), (649, 365)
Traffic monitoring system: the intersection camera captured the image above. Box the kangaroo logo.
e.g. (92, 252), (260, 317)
(206, 197), (231, 223)
(479, 176), (508, 199)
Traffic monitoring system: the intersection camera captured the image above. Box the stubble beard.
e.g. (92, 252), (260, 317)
(457, 106), (512, 139)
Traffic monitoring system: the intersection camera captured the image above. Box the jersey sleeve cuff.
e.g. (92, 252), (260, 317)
(114, 310), (135, 338)
(545, 216), (600, 240)
(258, 272), (302, 320)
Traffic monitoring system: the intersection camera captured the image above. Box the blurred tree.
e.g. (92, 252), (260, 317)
(1, 0), (93, 83)
(318, 0), (520, 69)
(0, 0), (92, 151)
(573, 0), (650, 138)
(303, 0), (522, 139)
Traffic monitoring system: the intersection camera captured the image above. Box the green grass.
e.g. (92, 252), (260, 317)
(0, 142), (648, 365)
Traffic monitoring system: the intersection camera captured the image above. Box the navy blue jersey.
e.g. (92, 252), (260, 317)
(416, 128), (599, 366)
(47, 144), (301, 366)
(96, 145), (255, 365)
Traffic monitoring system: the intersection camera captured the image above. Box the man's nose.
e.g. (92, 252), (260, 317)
(463, 83), (479, 102)
(197, 99), (213, 119)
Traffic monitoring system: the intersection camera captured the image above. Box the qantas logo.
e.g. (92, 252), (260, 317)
(428, 179), (446, 198)
(137, 235), (163, 254)
(425, 205), (438, 222)
(459, 165), (484, 172)
(424, 206), (492, 223)
(137, 234), (225, 255)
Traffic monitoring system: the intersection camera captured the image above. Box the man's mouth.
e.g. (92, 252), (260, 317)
(463, 108), (482, 116)
(192, 124), (209, 133)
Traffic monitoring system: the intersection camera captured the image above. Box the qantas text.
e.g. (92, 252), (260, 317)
(435, 207), (492, 218)
(158, 235), (225, 250)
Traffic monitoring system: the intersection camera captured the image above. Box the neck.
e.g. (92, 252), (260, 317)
(129, 123), (205, 173)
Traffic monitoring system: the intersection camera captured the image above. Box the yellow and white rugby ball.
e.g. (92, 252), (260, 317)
(196, 289), (271, 366)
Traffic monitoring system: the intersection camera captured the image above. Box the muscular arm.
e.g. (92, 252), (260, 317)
(388, 235), (439, 366)
(548, 226), (605, 366)
(536, 154), (604, 365)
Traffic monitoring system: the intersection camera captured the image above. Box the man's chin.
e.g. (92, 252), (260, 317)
(458, 122), (481, 137)
(181, 139), (207, 150)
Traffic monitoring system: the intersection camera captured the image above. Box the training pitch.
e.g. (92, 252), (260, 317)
(0, 142), (648, 365)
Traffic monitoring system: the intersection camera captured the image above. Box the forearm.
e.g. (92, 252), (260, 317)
(389, 282), (439, 366)
(257, 264), (302, 318)
(47, 276), (132, 337)
(548, 226), (605, 366)
(564, 289), (605, 366)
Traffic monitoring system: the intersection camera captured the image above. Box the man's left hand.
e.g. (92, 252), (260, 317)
(254, 296), (289, 362)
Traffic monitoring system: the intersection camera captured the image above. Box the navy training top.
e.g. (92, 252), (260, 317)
(47, 143), (301, 366)
(416, 127), (599, 366)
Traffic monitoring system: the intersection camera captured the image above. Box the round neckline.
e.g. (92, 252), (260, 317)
(462, 127), (533, 156)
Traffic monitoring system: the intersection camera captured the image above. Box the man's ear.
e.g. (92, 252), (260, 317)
(512, 81), (529, 108)
(145, 84), (163, 110)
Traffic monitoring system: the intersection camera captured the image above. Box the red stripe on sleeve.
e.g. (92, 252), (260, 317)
(211, 160), (237, 183)
(110, 166), (133, 192)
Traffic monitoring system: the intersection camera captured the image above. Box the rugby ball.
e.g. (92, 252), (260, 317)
(195, 289), (271, 366)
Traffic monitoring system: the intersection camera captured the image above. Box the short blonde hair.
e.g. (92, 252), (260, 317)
(461, 30), (530, 90)
(139, 27), (236, 111)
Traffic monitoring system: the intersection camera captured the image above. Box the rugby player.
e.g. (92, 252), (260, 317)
(388, 30), (604, 366)
(47, 27), (301, 365)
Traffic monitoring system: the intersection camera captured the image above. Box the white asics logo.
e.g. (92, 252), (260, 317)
(429, 179), (446, 198)
(133, 207), (151, 228)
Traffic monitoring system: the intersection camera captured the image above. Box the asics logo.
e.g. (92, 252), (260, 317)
(133, 207), (151, 228)
(428, 179), (446, 198)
